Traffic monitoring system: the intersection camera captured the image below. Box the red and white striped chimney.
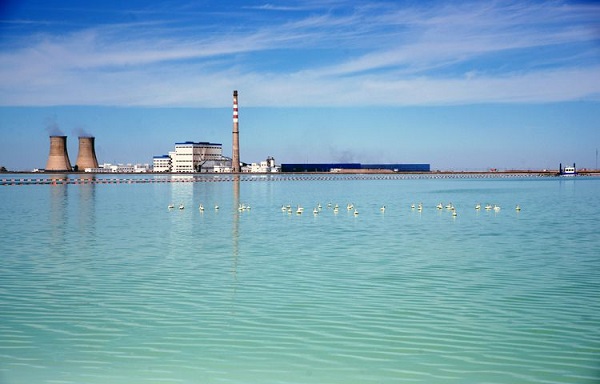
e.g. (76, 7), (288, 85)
(232, 90), (241, 173)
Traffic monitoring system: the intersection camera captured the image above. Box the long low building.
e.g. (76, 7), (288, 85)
(280, 163), (430, 173)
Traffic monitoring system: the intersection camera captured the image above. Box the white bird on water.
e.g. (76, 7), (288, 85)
(198, 204), (204, 211)
(179, 203), (185, 210)
(380, 205), (386, 212)
(168, 204), (174, 209)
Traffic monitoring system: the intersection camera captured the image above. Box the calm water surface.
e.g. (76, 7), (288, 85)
(1, 174), (599, 383)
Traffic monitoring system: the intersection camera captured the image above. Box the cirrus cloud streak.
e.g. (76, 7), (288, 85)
(0, 0), (598, 107)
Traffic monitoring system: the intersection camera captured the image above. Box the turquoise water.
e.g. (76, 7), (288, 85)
(1, 174), (599, 384)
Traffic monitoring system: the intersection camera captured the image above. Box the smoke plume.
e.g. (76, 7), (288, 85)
(45, 116), (64, 136)
(74, 126), (93, 138)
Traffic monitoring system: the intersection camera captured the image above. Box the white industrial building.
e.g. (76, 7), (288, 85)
(152, 155), (172, 172)
(153, 141), (231, 173)
(249, 156), (280, 173)
(152, 140), (281, 173)
(85, 163), (151, 173)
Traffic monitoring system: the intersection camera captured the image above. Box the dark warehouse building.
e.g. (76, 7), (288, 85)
(281, 163), (430, 173)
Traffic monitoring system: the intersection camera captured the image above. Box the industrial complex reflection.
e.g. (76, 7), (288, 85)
(49, 174), (98, 249)
(49, 175), (69, 246)
(232, 175), (240, 281)
(167, 175), (195, 251)
(76, 174), (96, 241)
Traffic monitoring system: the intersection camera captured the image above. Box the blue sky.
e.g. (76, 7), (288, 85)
(1, 0), (599, 171)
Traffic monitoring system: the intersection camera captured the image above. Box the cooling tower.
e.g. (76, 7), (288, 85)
(232, 90), (241, 173)
(75, 136), (99, 170)
(45, 136), (73, 171)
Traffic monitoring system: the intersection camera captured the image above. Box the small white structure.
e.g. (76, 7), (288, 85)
(153, 155), (171, 172)
(213, 165), (233, 173)
(249, 157), (280, 173)
(133, 164), (151, 173)
(85, 163), (151, 173)
(559, 163), (577, 176)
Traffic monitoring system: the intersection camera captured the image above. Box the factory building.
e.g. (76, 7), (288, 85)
(250, 156), (280, 173)
(153, 141), (231, 172)
(152, 91), (248, 173)
(172, 141), (223, 172)
(153, 155), (172, 172)
(86, 163), (151, 173)
(280, 163), (430, 173)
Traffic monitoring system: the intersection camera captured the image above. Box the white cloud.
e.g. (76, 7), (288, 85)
(0, 0), (598, 107)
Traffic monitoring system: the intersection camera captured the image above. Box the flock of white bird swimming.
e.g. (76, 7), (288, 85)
(277, 202), (521, 217)
(168, 201), (521, 217)
(167, 203), (251, 211)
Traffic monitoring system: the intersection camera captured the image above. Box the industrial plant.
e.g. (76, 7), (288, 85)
(153, 141), (231, 173)
(45, 135), (99, 172)
(151, 90), (280, 173)
(42, 90), (428, 174)
(150, 93), (237, 173)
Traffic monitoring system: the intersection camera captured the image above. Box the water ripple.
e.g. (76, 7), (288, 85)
(1, 177), (599, 383)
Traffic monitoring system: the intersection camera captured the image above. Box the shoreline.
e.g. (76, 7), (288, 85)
(2, 169), (600, 176)
(1, 170), (599, 186)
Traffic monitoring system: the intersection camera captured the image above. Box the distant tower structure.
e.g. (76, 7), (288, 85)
(45, 136), (73, 171)
(75, 136), (99, 171)
(232, 90), (241, 173)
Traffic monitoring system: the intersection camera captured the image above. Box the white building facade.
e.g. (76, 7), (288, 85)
(153, 155), (171, 172)
(249, 156), (280, 173)
(153, 141), (231, 173)
(85, 163), (151, 173)
(172, 141), (221, 172)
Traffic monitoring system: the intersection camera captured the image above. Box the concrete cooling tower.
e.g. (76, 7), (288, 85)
(45, 136), (73, 171)
(75, 136), (99, 170)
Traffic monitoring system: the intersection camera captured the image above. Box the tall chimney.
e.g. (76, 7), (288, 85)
(46, 136), (73, 171)
(75, 136), (99, 171)
(232, 90), (241, 173)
